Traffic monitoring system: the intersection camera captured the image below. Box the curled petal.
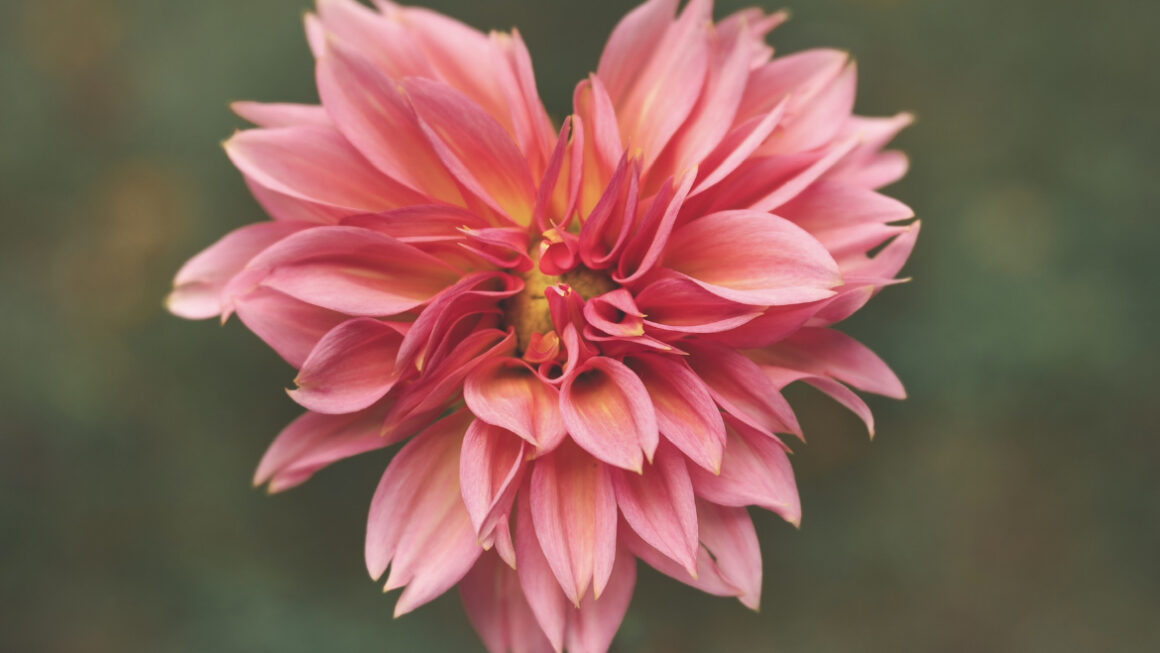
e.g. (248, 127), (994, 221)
(560, 357), (658, 472)
(289, 318), (406, 414)
(465, 358), (566, 451)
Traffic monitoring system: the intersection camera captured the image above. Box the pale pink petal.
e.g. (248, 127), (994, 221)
(564, 548), (636, 653)
(516, 490), (568, 652)
(764, 327), (906, 398)
(465, 358), (566, 451)
(224, 225), (460, 317)
(619, 522), (740, 598)
(168, 221), (309, 320)
(663, 210), (842, 306)
(737, 48), (848, 124)
(690, 98), (787, 196)
(696, 499), (763, 610)
(529, 443), (618, 607)
(596, 0), (677, 102)
(689, 418), (801, 525)
(572, 77), (624, 216)
(244, 175), (350, 224)
(225, 125), (429, 212)
(764, 62), (856, 155)
(233, 287), (350, 368)
(763, 366), (876, 437)
(288, 318), (405, 414)
(611, 443), (699, 574)
(686, 342), (801, 437)
(254, 403), (392, 492)
(231, 101), (330, 128)
(559, 357), (658, 472)
(314, 0), (434, 78)
(460, 552), (556, 653)
(460, 420), (528, 543)
(624, 354), (725, 474)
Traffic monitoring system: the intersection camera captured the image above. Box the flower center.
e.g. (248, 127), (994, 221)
(504, 253), (617, 354)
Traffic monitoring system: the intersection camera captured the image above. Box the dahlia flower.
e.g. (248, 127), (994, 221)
(168, 0), (918, 650)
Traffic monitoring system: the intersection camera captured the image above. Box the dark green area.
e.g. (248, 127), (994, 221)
(2, 0), (1156, 651)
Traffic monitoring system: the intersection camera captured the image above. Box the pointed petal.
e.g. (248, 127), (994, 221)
(516, 491), (568, 652)
(689, 418), (801, 525)
(559, 357), (658, 472)
(254, 403), (392, 492)
(461, 420), (528, 541)
(233, 287), (350, 368)
(564, 548), (636, 653)
(765, 327), (906, 398)
(611, 444), (699, 574)
(289, 318), (405, 414)
(225, 125), (429, 212)
(231, 101), (329, 128)
(686, 342), (801, 438)
(663, 210), (841, 306)
(465, 358), (566, 451)
(625, 354), (724, 474)
(696, 500), (763, 610)
(461, 553), (556, 653)
(529, 443), (618, 606)
(168, 221), (309, 319)
(225, 226), (459, 316)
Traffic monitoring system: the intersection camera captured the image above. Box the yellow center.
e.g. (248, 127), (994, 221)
(504, 253), (617, 353)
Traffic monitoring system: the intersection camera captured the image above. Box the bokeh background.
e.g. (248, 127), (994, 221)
(2, 0), (1157, 651)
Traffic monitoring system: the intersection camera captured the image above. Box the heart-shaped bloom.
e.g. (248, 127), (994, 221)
(169, 1), (917, 651)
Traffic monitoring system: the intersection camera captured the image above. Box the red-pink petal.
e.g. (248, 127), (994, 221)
(460, 420), (528, 543)
(465, 358), (566, 451)
(686, 342), (801, 438)
(233, 287), (351, 368)
(516, 490), (568, 651)
(663, 210), (842, 306)
(288, 318), (405, 414)
(254, 403), (392, 492)
(529, 443), (617, 607)
(696, 499), (763, 610)
(559, 357), (658, 472)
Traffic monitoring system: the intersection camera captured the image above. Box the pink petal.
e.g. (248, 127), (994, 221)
(168, 221), (309, 320)
(663, 210), (842, 306)
(529, 443), (618, 607)
(619, 521), (739, 599)
(583, 289), (645, 338)
(288, 318), (406, 414)
(763, 366), (876, 437)
(689, 418), (801, 526)
(765, 327), (906, 398)
(690, 99), (787, 197)
(696, 499), (763, 610)
(737, 49), (848, 124)
(316, 39), (462, 201)
(559, 357), (658, 472)
(225, 125), (429, 213)
(633, 276), (763, 335)
(465, 358), (566, 452)
(564, 548), (636, 653)
(765, 61), (856, 155)
(516, 489), (568, 651)
(572, 77), (624, 216)
(460, 420), (528, 543)
(225, 225), (460, 317)
(314, 0), (433, 79)
(404, 78), (537, 225)
(596, 0), (677, 103)
(611, 443), (698, 574)
(624, 354), (725, 474)
(233, 287), (351, 368)
(686, 342), (801, 438)
(244, 175), (350, 224)
(460, 552), (556, 653)
(613, 168), (696, 284)
(364, 410), (483, 616)
(254, 402), (393, 492)
(231, 101), (330, 128)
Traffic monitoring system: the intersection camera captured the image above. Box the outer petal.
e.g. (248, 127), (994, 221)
(564, 548), (636, 653)
(624, 354), (725, 474)
(168, 221), (310, 319)
(364, 410), (483, 617)
(460, 420), (528, 544)
(225, 226), (460, 317)
(689, 418), (801, 525)
(253, 403), (393, 492)
(230, 101), (330, 128)
(516, 490), (568, 652)
(529, 443), (618, 607)
(465, 358), (566, 451)
(559, 357), (658, 472)
(460, 552), (555, 653)
(225, 125), (429, 213)
(762, 327), (906, 398)
(663, 210), (842, 306)
(288, 318), (405, 414)
(611, 443), (699, 574)
(696, 499), (763, 610)
(686, 342), (802, 438)
(233, 287), (350, 368)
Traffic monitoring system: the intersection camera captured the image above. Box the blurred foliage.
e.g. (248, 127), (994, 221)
(1, 0), (1157, 651)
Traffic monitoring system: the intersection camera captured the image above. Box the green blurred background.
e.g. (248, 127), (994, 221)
(2, 0), (1157, 651)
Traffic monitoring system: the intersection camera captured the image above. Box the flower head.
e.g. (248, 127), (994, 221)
(169, 0), (918, 650)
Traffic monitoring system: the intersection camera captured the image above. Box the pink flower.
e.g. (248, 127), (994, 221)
(168, 0), (918, 650)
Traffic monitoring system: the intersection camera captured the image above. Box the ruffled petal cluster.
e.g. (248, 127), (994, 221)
(169, 1), (917, 651)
